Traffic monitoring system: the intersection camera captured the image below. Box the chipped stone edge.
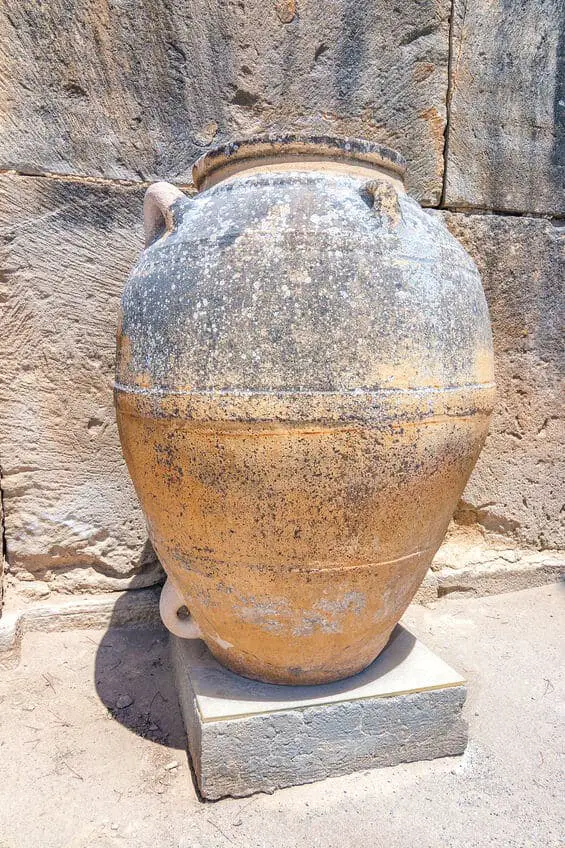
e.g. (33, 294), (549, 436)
(414, 558), (565, 604)
(0, 586), (162, 668)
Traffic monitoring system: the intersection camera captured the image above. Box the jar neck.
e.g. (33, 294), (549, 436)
(192, 136), (406, 191)
(197, 155), (405, 191)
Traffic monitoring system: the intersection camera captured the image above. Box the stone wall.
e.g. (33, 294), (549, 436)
(1, 0), (563, 601)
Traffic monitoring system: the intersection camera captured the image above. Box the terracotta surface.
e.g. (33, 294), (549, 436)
(115, 136), (495, 684)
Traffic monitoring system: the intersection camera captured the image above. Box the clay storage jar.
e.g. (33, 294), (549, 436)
(115, 136), (495, 685)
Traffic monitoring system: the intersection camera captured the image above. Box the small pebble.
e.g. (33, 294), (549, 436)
(164, 760), (179, 770)
(115, 694), (133, 709)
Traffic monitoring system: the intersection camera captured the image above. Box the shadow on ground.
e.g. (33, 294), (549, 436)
(93, 589), (417, 749)
(94, 592), (185, 750)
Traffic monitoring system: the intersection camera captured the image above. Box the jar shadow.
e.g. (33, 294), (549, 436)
(94, 592), (417, 743)
(94, 590), (185, 750)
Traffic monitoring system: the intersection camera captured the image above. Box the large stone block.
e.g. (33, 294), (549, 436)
(444, 0), (564, 215)
(0, 175), (162, 593)
(0, 0), (450, 203)
(171, 625), (467, 799)
(440, 212), (565, 550)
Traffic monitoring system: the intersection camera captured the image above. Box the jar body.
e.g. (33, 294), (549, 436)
(115, 139), (494, 684)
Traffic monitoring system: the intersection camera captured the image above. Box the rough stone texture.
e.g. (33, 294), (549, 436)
(0, 174), (163, 592)
(439, 212), (565, 550)
(0, 0), (451, 203)
(444, 0), (565, 215)
(193, 689), (467, 800)
(171, 627), (467, 799)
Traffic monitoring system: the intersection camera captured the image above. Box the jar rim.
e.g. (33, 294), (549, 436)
(192, 134), (406, 189)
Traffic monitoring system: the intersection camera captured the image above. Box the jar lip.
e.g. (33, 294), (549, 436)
(192, 134), (406, 189)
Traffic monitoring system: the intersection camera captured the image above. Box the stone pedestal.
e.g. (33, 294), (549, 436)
(171, 625), (468, 799)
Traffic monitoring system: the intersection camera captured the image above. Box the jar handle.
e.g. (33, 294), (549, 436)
(159, 577), (201, 639)
(143, 181), (189, 248)
(361, 179), (401, 228)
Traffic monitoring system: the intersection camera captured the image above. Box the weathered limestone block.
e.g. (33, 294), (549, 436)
(440, 212), (565, 550)
(444, 0), (564, 215)
(0, 175), (163, 593)
(0, 0), (450, 203)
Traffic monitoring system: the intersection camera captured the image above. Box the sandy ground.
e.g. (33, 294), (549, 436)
(0, 584), (563, 848)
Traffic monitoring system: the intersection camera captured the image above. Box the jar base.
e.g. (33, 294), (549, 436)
(204, 629), (394, 687)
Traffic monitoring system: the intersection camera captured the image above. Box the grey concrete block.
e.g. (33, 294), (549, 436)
(171, 625), (468, 799)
